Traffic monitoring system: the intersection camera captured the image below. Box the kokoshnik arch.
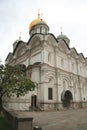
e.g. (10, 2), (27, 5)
(4, 12), (87, 111)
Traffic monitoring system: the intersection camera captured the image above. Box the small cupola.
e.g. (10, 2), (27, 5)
(57, 30), (70, 46)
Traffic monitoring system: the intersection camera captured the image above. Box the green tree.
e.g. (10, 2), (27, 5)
(0, 64), (35, 111)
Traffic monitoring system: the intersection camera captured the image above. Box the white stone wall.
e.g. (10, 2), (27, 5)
(5, 33), (87, 111)
(30, 52), (41, 64)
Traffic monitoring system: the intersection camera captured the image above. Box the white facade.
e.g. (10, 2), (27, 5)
(4, 15), (87, 111)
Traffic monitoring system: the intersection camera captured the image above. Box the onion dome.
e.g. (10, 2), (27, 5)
(29, 16), (47, 30)
(29, 13), (49, 36)
(57, 32), (70, 46)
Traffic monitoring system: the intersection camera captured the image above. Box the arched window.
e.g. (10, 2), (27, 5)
(48, 88), (53, 100)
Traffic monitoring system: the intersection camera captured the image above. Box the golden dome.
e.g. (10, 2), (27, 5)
(29, 16), (47, 30)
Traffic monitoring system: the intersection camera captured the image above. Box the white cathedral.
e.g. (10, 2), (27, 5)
(4, 13), (87, 111)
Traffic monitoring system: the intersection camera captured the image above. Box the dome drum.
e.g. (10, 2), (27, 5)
(29, 23), (49, 35)
(29, 16), (49, 36)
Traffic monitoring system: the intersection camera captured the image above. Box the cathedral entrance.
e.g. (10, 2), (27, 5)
(61, 90), (73, 108)
(31, 95), (37, 111)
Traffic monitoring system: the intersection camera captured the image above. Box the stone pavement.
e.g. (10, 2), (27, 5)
(17, 108), (87, 130)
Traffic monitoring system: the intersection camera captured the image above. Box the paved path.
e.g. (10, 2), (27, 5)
(18, 108), (87, 130)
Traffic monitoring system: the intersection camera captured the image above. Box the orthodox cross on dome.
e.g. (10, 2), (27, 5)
(38, 9), (40, 18)
(40, 13), (43, 20)
(38, 9), (43, 20)
(60, 26), (63, 35)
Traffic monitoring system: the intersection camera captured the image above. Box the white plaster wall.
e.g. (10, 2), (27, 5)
(30, 53), (41, 64)
(40, 83), (45, 102)
(31, 68), (40, 83)
(58, 84), (63, 102)
(43, 50), (48, 63)
(20, 59), (28, 66)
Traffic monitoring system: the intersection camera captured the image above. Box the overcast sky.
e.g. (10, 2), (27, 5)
(0, 0), (87, 63)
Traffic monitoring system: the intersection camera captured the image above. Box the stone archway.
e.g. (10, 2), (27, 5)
(61, 90), (73, 108)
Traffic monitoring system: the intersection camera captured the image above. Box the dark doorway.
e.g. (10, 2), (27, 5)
(31, 95), (37, 110)
(61, 90), (73, 108)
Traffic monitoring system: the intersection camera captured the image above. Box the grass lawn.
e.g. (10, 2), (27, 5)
(0, 116), (13, 130)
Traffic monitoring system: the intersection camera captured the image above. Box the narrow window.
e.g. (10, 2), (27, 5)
(72, 63), (74, 70)
(40, 27), (42, 33)
(42, 28), (45, 33)
(61, 58), (64, 66)
(48, 53), (51, 62)
(37, 28), (40, 33)
(48, 88), (53, 100)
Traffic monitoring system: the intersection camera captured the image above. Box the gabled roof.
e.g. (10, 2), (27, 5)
(78, 53), (85, 63)
(46, 33), (58, 43)
(5, 52), (13, 62)
(13, 40), (27, 55)
(58, 40), (70, 53)
(70, 47), (78, 58)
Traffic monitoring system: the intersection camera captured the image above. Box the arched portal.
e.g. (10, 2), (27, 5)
(61, 90), (73, 108)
